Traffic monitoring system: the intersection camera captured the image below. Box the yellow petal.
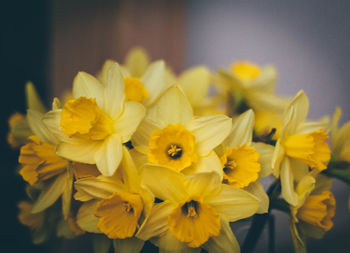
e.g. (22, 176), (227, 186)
(147, 86), (193, 126)
(27, 109), (57, 144)
(62, 169), (73, 220)
(73, 72), (104, 108)
(25, 81), (46, 113)
(280, 158), (298, 206)
(56, 140), (102, 164)
(245, 180), (269, 214)
(92, 235), (112, 253)
(113, 237), (145, 253)
(252, 142), (274, 178)
(206, 184), (260, 222)
(114, 101), (145, 143)
(76, 200), (100, 233)
(224, 109), (254, 148)
(185, 172), (222, 198)
(187, 114), (232, 156)
(186, 151), (223, 179)
(124, 47), (150, 77)
(132, 118), (161, 153)
(141, 165), (188, 202)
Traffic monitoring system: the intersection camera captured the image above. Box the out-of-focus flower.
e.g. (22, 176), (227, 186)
(132, 86), (232, 175)
(137, 166), (260, 252)
(331, 107), (350, 163)
(43, 63), (145, 177)
(215, 61), (289, 114)
(272, 90), (331, 206)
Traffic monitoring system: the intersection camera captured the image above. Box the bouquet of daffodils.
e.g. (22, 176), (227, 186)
(8, 48), (350, 253)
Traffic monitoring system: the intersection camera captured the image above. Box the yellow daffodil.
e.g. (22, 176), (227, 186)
(98, 49), (175, 107)
(289, 175), (335, 253)
(137, 165), (260, 252)
(216, 109), (273, 213)
(216, 61), (289, 113)
(132, 86), (232, 175)
(272, 90), (331, 206)
(43, 63), (145, 176)
(331, 107), (350, 163)
(74, 147), (153, 252)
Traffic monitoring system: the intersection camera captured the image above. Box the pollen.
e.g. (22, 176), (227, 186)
(148, 124), (197, 172)
(284, 129), (331, 171)
(124, 77), (149, 103)
(220, 145), (261, 188)
(168, 198), (221, 248)
(60, 97), (114, 141)
(95, 192), (143, 239)
(231, 61), (261, 82)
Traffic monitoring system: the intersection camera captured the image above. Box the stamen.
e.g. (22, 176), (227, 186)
(182, 200), (200, 218)
(122, 201), (134, 214)
(223, 158), (237, 174)
(167, 144), (183, 159)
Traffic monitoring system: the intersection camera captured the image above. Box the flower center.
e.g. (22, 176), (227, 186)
(123, 77), (149, 103)
(220, 145), (261, 188)
(231, 61), (261, 82)
(148, 124), (197, 172)
(181, 200), (200, 218)
(167, 144), (183, 159)
(60, 97), (114, 141)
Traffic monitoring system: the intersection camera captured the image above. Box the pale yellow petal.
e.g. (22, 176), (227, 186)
(290, 159), (309, 183)
(271, 139), (285, 178)
(185, 171), (222, 198)
(141, 60), (173, 106)
(92, 234), (112, 253)
(147, 86), (193, 127)
(120, 147), (141, 191)
(62, 169), (73, 220)
(245, 180), (269, 214)
(206, 184), (260, 222)
(114, 101), (145, 143)
(76, 200), (100, 233)
(296, 116), (330, 135)
(186, 151), (223, 179)
(280, 158), (298, 206)
(57, 140), (102, 164)
(104, 63), (125, 119)
(132, 118), (161, 153)
(224, 109), (254, 148)
(74, 176), (126, 200)
(203, 218), (240, 253)
(178, 66), (211, 107)
(187, 114), (232, 156)
(94, 134), (122, 176)
(125, 47), (150, 77)
(312, 174), (333, 194)
(27, 109), (58, 144)
(73, 72), (104, 108)
(141, 165), (188, 202)
(251, 142), (274, 178)
(137, 201), (175, 240)
(246, 91), (289, 112)
(113, 237), (144, 253)
(32, 172), (66, 213)
(26, 81), (46, 113)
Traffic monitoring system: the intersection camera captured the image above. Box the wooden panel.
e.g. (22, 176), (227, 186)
(50, 0), (185, 96)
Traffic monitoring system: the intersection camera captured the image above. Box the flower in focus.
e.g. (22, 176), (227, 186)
(43, 63), (145, 176)
(132, 86), (232, 175)
(137, 165), (260, 252)
(74, 147), (153, 252)
(272, 90), (331, 206)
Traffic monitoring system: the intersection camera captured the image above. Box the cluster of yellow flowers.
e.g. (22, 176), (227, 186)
(8, 48), (350, 253)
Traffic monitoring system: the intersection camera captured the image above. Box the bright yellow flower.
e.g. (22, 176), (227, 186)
(216, 61), (289, 113)
(272, 90), (331, 206)
(254, 109), (283, 140)
(75, 147), (153, 250)
(137, 165), (260, 252)
(43, 63), (145, 176)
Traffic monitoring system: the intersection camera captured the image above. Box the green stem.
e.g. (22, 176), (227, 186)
(322, 168), (350, 185)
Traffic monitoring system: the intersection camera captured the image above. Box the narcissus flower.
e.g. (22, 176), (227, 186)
(216, 109), (273, 213)
(272, 90), (331, 206)
(43, 63), (145, 176)
(132, 86), (232, 175)
(216, 61), (289, 113)
(289, 175), (335, 253)
(74, 147), (153, 252)
(137, 165), (260, 252)
(331, 107), (350, 163)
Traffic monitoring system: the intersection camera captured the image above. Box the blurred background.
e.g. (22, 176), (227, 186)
(0, 0), (349, 252)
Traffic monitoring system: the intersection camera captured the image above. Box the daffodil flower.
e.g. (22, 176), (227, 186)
(289, 174), (335, 253)
(132, 86), (232, 175)
(216, 109), (274, 213)
(272, 90), (331, 206)
(330, 107), (350, 163)
(137, 165), (260, 252)
(98, 49), (175, 107)
(216, 61), (289, 113)
(43, 63), (145, 176)
(74, 147), (154, 253)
